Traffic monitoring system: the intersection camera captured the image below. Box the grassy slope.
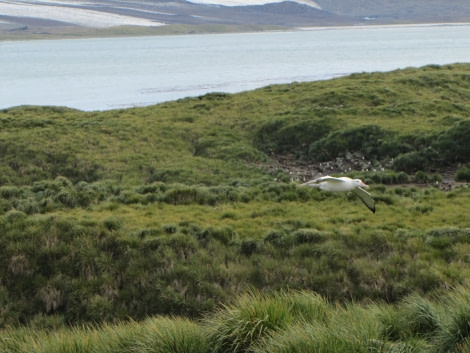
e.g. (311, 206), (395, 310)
(1, 64), (470, 350)
(1, 63), (469, 185)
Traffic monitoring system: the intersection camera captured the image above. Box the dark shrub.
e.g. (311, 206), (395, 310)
(136, 183), (167, 194)
(255, 118), (332, 155)
(263, 230), (287, 247)
(393, 148), (440, 173)
(456, 167), (470, 182)
(434, 120), (470, 163)
(378, 140), (413, 158)
(201, 226), (236, 245)
(0, 186), (22, 199)
(163, 223), (178, 234)
(5, 209), (27, 222)
(415, 171), (431, 184)
(393, 152), (423, 173)
(240, 239), (262, 257)
(55, 188), (79, 208)
(414, 171), (441, 184)
(15, 198), (41, 215)
(164, 186), (213, 205)
(136, 228), (160, 239)
(293, 229), (327, 244)
(103, 217), (122, 231)
(209, 185), (239, 202)
(308, 125), (389, 161)
(116, 191), (143, 204)
(396, 172), (411, 184)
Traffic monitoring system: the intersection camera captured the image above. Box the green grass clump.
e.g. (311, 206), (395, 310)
(136, 316), (209, 353)
(431, 285), (470, 353)
(205, 290), (328, 353)
(455, 167), (470, 182)
(252, 304), (387, 353)
(380, 294), (440, 341)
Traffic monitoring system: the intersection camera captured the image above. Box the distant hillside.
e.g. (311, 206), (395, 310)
(1, 0), (469, 39)
(316, 0), (470, 24)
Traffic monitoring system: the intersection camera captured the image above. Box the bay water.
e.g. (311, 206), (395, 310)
(1, 23), (469, 111)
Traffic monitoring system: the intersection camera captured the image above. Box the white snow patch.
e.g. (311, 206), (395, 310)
(0, 0), (164, 28)
(114, 7), (177, 16)
(185, 0), (321, 8)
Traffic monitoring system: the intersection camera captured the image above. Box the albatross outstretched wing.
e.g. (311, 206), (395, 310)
(301, 176), (346, 188)
(351, 187), (375, 213)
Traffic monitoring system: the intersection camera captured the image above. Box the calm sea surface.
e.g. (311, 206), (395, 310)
(1, 24), (469, 111)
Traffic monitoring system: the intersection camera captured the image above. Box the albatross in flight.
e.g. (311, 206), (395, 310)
(300, 176), (375, 213)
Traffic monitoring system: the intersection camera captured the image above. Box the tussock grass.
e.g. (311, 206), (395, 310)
(205, 290), (328, 353)
(0, 317), (207, 353)
(6, 287), (470, 352)
(380, 294), (440, 341)
(431, 285), (470, 353)
(136, 316), (209, 353)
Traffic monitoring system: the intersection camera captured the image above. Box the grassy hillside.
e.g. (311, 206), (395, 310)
(1, 64), (470, 348)
(2, 63), (470, 186)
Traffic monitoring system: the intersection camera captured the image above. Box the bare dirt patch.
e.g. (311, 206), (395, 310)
(261, 153), (464, 190)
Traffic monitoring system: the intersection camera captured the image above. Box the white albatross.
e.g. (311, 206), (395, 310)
(300, 176), (375, 213)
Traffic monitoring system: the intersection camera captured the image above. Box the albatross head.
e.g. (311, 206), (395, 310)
(353, 179), (369, 188)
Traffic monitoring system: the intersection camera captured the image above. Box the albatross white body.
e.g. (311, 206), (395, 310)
(301, 176), (376, 213)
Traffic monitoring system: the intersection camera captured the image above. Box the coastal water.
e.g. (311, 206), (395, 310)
(1, 24), (469, 111)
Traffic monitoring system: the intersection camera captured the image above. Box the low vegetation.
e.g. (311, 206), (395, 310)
(1, 63), (470, 351)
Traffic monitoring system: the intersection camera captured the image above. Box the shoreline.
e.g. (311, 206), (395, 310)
(295, 22), (470, 31)
(0, 23), (289, 42)
(2, 21), (469, 42)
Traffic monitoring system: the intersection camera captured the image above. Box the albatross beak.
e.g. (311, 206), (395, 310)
(361, 182), (369, 188)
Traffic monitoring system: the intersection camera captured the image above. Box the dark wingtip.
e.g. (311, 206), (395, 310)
(366, 203), (375, 213)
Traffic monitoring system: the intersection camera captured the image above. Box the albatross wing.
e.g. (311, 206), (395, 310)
(351, 187), (376, 213)
(301, 176), (345, 188)
(313, 176), (344, 183)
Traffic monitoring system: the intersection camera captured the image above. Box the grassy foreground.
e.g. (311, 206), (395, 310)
(1, 64), (470, 350)
(3, 288), (470, 352)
